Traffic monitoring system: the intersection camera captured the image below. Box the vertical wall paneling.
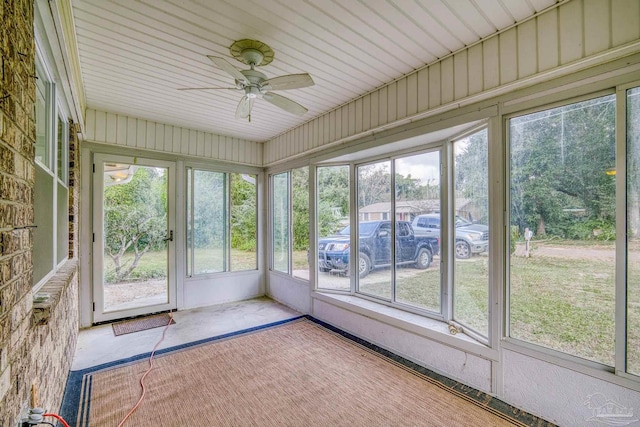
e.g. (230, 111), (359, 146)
(172, 127), (182, 155)
(417, 68), (429, 112)
(233, 138), (240, 162)
(537, 8), (559, 72)
(441, 57), (454, 104)
(126, 117), (137, 147)
(329, 110), (337, 142)
(211, 133), (220, 159)
(226, 137), (235, 161)
(612, 0), (640, 46)
(341, 105), (349, 139)
(164, 125), (173, 153)
(499, 28), (518, 84)
(397, 77), (407, 120)
(196, 131), (204, 157)
(180, 128), (189, 155)
(428, 62), (441, 108)
(517, 19), (538, 78)
(348, 101), (356, 136)
(94, 110), (105, 142)
(362, 94), (371, 131)
(584, 0), (611, 56)
(323, 112), (330, 145)
(155, 123), (164, 153)
(145, 121), (155, 150)
(116, 115), (127, 145)
(187, 130), (196, 156)
(316, 116), (324, 148)
(204, 133), (212, 158)
(387, 81), (397, 123)
(559, 0), (584, 64)
(355, 98), (363, 134)
(454, 51), (468, 100)
(106, 113), (117, 144)
(219, 136), (227, 159)
(370, 91), (380, 129)
(483, 36), (500, 89)
(407, 72), (418, 116)
(85, 109), (96, 141)
(314, 118), (320, 149)
(136, 119), (146, 149)
(379, 86), (388, 126)
(468, 44), (484, 95)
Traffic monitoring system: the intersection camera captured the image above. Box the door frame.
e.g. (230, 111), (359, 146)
(92, 153), (177, 323)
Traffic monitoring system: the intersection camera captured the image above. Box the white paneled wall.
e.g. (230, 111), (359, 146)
(85, 109), (263, 166)
(264, 0), (640, 165)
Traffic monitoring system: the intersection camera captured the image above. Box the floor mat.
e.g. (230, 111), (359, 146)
(111, 313), (175, 336)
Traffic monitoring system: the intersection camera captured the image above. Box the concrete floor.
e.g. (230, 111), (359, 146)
(71, 297), (301, 370)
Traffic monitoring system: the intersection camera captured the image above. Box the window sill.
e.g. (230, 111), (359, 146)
(32, 259), (78, 326)
(311, 291), (498, 361)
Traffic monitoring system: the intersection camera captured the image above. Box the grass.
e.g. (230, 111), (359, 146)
(106, 244), (640, 371)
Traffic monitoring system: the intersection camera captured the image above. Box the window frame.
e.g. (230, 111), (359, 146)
(312, 123), (492, 339)
(503, 84), (640, 385)
(268, 166), (311, 281)
(32, 48), (71, 291)
(185, 165), (258, 277)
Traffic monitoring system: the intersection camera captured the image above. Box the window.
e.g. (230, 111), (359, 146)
(317, 165), (350, 290)
(272, 172), (289, 273)
(186, 168), (257, 275)
(626, 87), (640, 376)
(32, 57), (70, 288)
(453, 129), (490, 337)
(509, 94), (616, 366)
(269, 167), (310, 279)
(292, 167), (309, 280)
(315, 126), (490, 340)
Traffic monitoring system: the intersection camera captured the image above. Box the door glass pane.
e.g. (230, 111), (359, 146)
(192, 170), (226, 274)
(272, 172), (289, 273)
(627, 86), (640, 375)
(231, 173), (257, 271)
(395, 151), (441, 312)
(509, 95), (616, 366)
(453, 129), (489, 336)
(317, 165), (350, 290)
(103, 164), (168, 312)
(357, 161), (392, 299)
(292, 167), (310, 280)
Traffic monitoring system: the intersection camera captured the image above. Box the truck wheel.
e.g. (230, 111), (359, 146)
(414, 248), (432, 269)
(357, 252), (371, 278)
(455, 240), (471, 259)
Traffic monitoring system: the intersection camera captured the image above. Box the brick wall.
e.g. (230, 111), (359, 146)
(0, 1), (79, 425)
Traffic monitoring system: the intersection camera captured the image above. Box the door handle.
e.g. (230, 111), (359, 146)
(164, 230), (174, 242)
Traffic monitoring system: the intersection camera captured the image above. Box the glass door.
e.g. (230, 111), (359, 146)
(92, 154), (176, 323)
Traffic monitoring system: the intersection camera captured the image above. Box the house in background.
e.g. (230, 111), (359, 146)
(358, 198), (483, 223)
(1, 0), (640, 425)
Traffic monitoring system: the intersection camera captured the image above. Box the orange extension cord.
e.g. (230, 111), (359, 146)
(117, 311), (174, 427)
(43, 413), (71, 427)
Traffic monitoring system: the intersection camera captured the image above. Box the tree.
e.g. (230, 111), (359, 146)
(230, 173), (257, 251)
(104, 167), (167, 282)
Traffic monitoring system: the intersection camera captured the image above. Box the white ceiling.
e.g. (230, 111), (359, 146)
(71, 0), (558, 142)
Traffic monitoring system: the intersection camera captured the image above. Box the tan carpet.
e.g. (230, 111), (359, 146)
(79, 319), (533, 426)
(111, 313), (175, 336)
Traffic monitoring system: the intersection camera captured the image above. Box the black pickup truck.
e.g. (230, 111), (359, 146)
(318, 221), (440, 278)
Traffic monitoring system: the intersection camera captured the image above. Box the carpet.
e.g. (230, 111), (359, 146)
(111, 313), (175, 336)
(63, 317), (554, 426)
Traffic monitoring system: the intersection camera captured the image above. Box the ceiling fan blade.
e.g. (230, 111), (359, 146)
(236, 95), (254, 119)
(207, 55), (249, 85)
(177, 87), (238, 91)
(262, 73), (314, 91)
(262, 92), (308, 116)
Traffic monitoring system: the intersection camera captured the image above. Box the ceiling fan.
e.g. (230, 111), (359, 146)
(179, 39), (314, 120)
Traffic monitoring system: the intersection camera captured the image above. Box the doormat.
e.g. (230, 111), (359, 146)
(112, 313), (175, 336)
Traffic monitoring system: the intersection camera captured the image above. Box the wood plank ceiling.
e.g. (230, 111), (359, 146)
(71, 0), (559, 142)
